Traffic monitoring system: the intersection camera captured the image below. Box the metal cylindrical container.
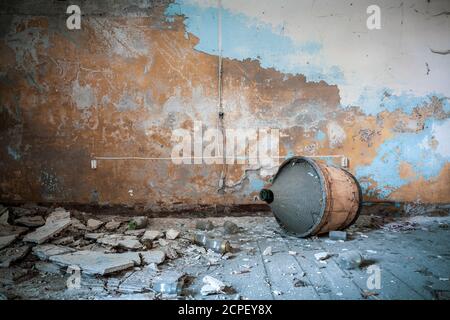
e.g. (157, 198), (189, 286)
(260, 156), (362, 237)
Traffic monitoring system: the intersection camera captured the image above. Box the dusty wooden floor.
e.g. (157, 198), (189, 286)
(1, 210), (449, 300)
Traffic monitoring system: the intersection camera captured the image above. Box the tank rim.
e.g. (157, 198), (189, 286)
(271, 156), (327, 237)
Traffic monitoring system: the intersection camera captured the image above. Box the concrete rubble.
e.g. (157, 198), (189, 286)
(129, 216), (148, 229)
(139, 250), (165, 265)
(32, 244), (75, 260)
(263, 246), (273, 256)
(196, 220), (215, 231)
(0, 235), (17, 250)
(200, 276), (227, 296)
(337, 250), (363, 270)
(0, 206), (8, 224)
(34, 261), (63, 275)
(0, 203), (447, 300)
(223, 221), (239, 234)
(14, 216), (45, 228)
(87, 219), (104, 231)
(105, 221), (122, 231)
(96, 234), (143, 250)
(165, 229), (180, 240)
(0, 245), (30, 268)
(314, 252), (332, 261)
(23, 210), (71, 244)
(49, 250), (141, 275)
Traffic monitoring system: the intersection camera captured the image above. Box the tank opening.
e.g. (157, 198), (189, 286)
(259, 189), (274, 204)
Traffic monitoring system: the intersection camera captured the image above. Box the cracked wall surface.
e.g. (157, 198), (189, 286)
(0, 0), (449, 209)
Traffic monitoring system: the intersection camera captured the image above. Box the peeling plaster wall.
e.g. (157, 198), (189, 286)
(0, 0), (449, 209)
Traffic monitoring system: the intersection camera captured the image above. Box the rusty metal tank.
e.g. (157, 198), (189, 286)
(259, 156), (362, 237)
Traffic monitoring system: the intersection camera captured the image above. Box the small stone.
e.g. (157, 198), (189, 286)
(0, 234), (17, 250)
(223, 221), (239, 234)
(293, 279), (308, 287)
(288, 251), (297, 256)
(158, 238), (169, 246)
(195, 220), (215, 231)
(32, 244), (75, 260)
(337, 250), (363, 270)
(139, 250), (165, 265)
(314, 252), (332, 261)
(263, 246), (272, 256)
(165, 229), (180, 240)
(200, 275), (226, 296)
(105, 221), (121, 231)
(329, 231), (347, 241)
(142, 230), (164, 241)
(87, 219), (104, 231)
(129, 217), (148, 229)
(164, 246), (178, 260)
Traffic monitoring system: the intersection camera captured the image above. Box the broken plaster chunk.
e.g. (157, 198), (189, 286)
(139, 250), (165, 265)
(34, 261), (63, 275)
(163, 246), (178, 259)
(263, 246), (272, 256)
(200, 275), (227, 296)
(0, 244), (30, 268)
(116, 267), (158, 294)
(195, 220), (215, 231)
(0, 206), (9, 224)
(14, 216), (45, 228)
(97, 234), (143, 250)
(129, 216), (148, 230)
(165, 228), (180, 240)
(0, 234), (17, 250)
(142, 230), (164, 242)
(85, 233), (105, 240)
(337, 250), (363, 270)
(49, 250), (141, 275)
(52, 236), (74, 246)
(87, 219), (104, 231)
(70, 218), (87, 230)
(223, 221), (239, 234)
(32, 244), (75, 261)
(314, 252), (332, 261)
(23, 210), (71, 244)
(105, 220), (122, 231)
(124, 229), (146, 237)
(329, 230), (347, 241)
